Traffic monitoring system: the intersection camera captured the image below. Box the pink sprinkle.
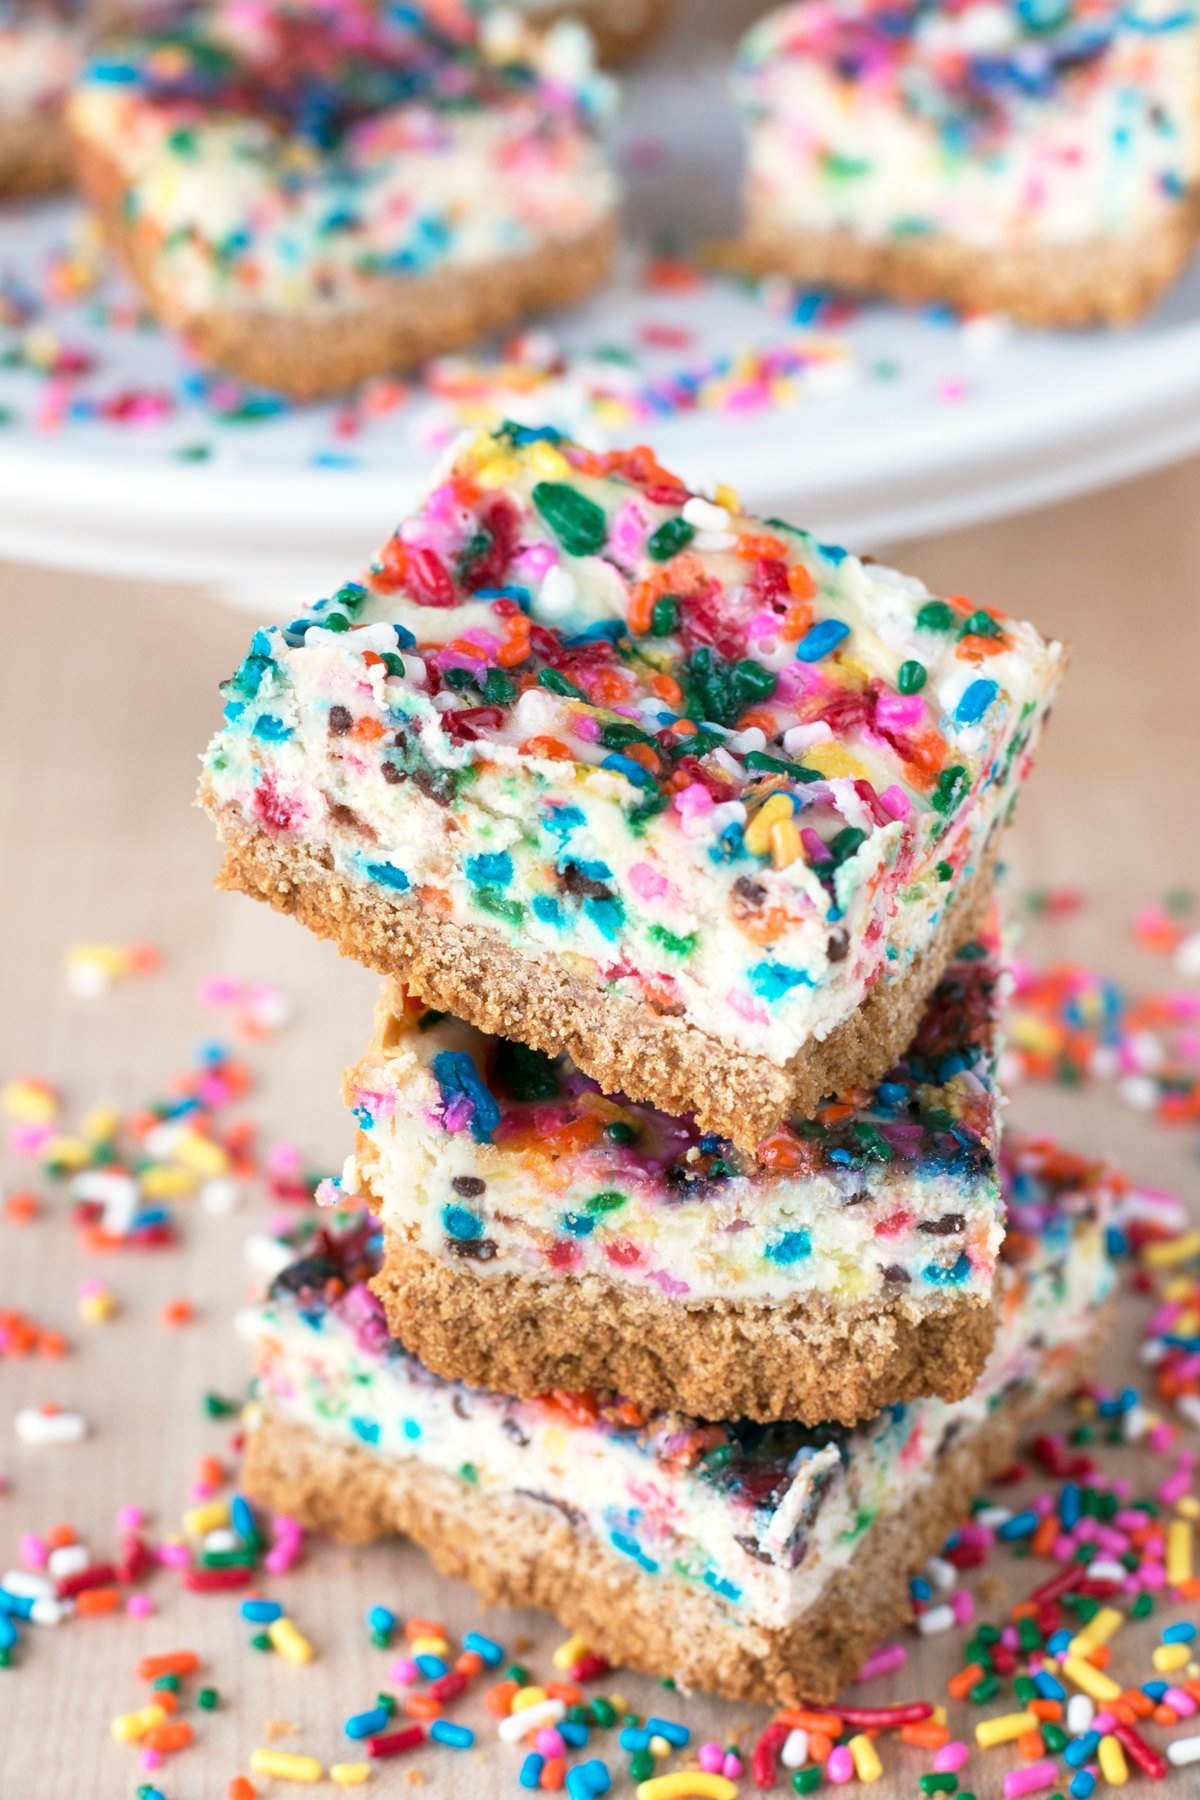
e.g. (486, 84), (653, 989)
(126, 1594), (154, 1618)
(390, 1657), (419, 1685)
(698, 1743), (725, 1773)
(951, 1590), (974, 1625)
(827, 1745), (855, 1784)
(1165, 1688), (1197, 1717)
(156, 1543), (190, 1569)
(673, 781), (713, 821)
(937, 376), (969, 404)
(18, 1533), (47, 1571)
(629, 862), (670, 902)
(722, 1754), (743, 1780)
(140, 1748), (162, 1771)
(856, 1642), (907, 1682)
(1159, 1468), (1193, 1506)
(116, 1504), (144, 1533)
(572, 715), (602, 744)
(935, 1742), (971, 1773)
(534, 1728), (566, 1757)
(197, 976), (242, 1006)
(879, 783), (913, 820)
(1004, 1759), (1060, 1798)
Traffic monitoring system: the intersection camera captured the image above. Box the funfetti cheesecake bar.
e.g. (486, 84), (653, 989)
(731, 0), (1200, 328)
(345, 929), (1008, 1426)
(0, 0), (86, 196)
(202, 427), (1063, 1151)
(491, 0), (674, 64)
(67, 1), (617, 400)
(239, 1135), (1115, 1706)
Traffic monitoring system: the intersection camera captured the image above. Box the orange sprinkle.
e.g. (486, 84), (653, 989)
(781, 598), (814, 640)
(405, 1693), (442, 1722)
(485, 1681), (520, 1717)
(146, 1722), (194, 1752)
(455, 1651), (484, 1677)
(539, 1756), (566, 1791)
(5, 1191), (39, 1223)
(650, 673), (684, 709)
(544, 1683), (583, 1706)
(737, 533), (787, 561)
(518, 735), (573, 762)
(45, 1524), (77, 1550)
(1017, 1730), (1045, 1760)
(787, 562), (817, 601)
(161, 1300), (194, 1328)
(137, 1651), (200, 1681)
(900, 1724), (951, 1751)
(228, 1780), (257, 1800)
(1029, 1700), (1063, 1724)
(76, 1586), (120, 1616)
(949, 1663), (985, 1700)
(808, 1732), (835, 1764)
(776, 1710), (845, 1736)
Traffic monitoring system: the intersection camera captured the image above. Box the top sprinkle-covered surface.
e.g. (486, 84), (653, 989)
(205, 424), (1062, 1099)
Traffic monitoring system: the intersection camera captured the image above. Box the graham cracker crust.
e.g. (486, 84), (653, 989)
(0, 112), (71, 198)
(721, 203), (1200, 327)
(69, 135), (617, 401)
(240, 1318), (1106, 1705)
(204, 791), (998, 1150)
(369, 1235), (998, 1426)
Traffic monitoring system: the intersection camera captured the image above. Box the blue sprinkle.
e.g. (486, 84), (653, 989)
(583, 896), (625, 941)
(365, 861), (410, 892)
(1143, 1678), (1169, 1701)
(923, 1252), (972, 1286)
(430, 1721), (474, 1749)
(645, 1717), (690, 1748)
(748, 960), (814, 1002)
(1064, 1730), (1101, 1767)
(560, 1719), (589, 1747)
(1069, 1773), (1096, 1800)
(0, 1591), (35, 1620)
(345, 1706), (390, 1740)
(0, 1613), (17, 1650)
(367, 1605), (395, 1636)
(519, 1753), (545, 1789)
(910, 1577), (932, 1602)
(240, 1598), (283, 1624)
(532, 895), (565, 928)
(1046, 1628), (1074, 1658)
(415, 1652), (448, 1679)
(766, 1230), (811, 1265)
(609, 1531), (658, 1573)
(600, 752), (654, 788)
(819, 540), (849, 565)
(561, 1212), (596, 1237)
(251, 713), (292, 741)
(795, 618), (850, 662)
(401, 1418), (421, 1440)
(1164, 1621), (1197, 1643)
(566, 1762), (611, 1798)
(542, 804), (586, 841)
(441, 1204), (483, 1242)
(230, 1493), (258, 1541)
(463, 1630), (504, 1665)
(349, 1416), (380, 1445)
(998, 1510), (1039, 1541)
(1059, 1483), (1082, 1528)
(431, 1049), (501, 1144)
(465, 851), (513, 887)
(619, 1727), (650, 1753)
(955, 678), (999, 726)
(1034, 1669), (1066, 1701)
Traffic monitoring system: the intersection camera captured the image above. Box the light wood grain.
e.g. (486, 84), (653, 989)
(2, 454), (1199, 1797)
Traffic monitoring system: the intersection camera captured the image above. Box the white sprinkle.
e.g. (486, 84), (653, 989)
(432, 692), (459, 713)
(975, 1506), (1012, 1530)
(924, 1555), (958, 1594)
(1122, 1404), (1148, 1441)
(201, 1177), (240, 1215)
(1066, 1694), (1095, 1736)
(1177, 1394), (1200, 1431)
(64, 960), (112, 999)
(2, 1570), (54, 1600)
(497, 1699), (565, 1742)
(783, 722), (833, 756)
(916, 1603), (956, 1637)
(1169, 1734), (1200, 1766)
(47, 1544), (88, 1581)
(727, 728), (766, 755)
(1175, 931), (1200, 979)
(781, 1730), (809, 1769)
(204, 1528), (239, 1555)
(692, 530), (737, 552)
(30, 1596), (71, 1627)
(16, 1408), (87, 1446)
(514, 688), (556, 735)
(537, 564), (577, 621)
(1118, 1074), (1158, 1112)
(1127, 1029), (1165, 1073)
(243, 1233), (295, 1278)
(1086, 1559), (1127, 1584)
(339, 1154), (360, 1198)
(682, 496), (730, 533)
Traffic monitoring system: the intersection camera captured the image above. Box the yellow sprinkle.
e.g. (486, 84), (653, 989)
(975, 1711), (1039, 1749)
(524, 441), (571, 481)
(649, 1736), (672, 1758)
(140, 1165), (196, 1199)
(249, 1750), (323, 1782)
(1070, 1606), (1124, 1655)
(1168, 1518), (1194, 1587)
(1153, 1642), (1191, 1674)
(848, 1733), (883, 1782)
(81, 1105), (120, 1143)
(1, 1077), (59, 1123)
(268, 1618), (315, 1665)
(43, 1135), (90, 1170)
(408, 1635), (451, 1658)
(1179, 1497), (1200, 1520)
(79, 1291), (118, 1324)
(1061, 1657), (1123, 1704)
(552, 1633), (589, 1672)
(183, 1500), (230, 1538)
(330, 1764), (371, 1786)
(714, 483), (740, 512)
(636, 1775), (739, 1800)
(801, 742), (872, 781)
(1098, 1735), (1129, 1785)
(1143, 1232), (1200, 1268)
(1163, 1275), (1195, 1303)
(110, 1704), (166, 1742)
(743, 792), (794, 856)
(769, 817), (803, 869)
(510, 1686), (549, 1713)
(173, 1131), (230, 1176)
(476, 454), (521, 490)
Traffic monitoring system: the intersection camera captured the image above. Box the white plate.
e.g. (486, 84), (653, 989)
(4, 0), (1200, 608)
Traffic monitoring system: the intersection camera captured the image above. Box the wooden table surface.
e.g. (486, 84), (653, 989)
(2, 457), (1199, 1797)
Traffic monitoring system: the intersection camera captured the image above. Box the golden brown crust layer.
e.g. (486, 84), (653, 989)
(0, 112), (71, 198)
(369, 1235), (998, 1426)
(203, 791), (997, 1151)
(557, 0), (674, 63)
(241, 1318), (1106, 1705)
(722, 202), (1200, 328)
(68, 135), (616, 401)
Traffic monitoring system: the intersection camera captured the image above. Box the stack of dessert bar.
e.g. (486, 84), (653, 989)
(203, 425), (1113, 1701)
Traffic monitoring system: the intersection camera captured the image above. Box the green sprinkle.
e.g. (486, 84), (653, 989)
(646, 518), (695, 561)
(649, 595), (681, 636)
(250, 1631), (273, 1652)
(532, 481), (608, 557)
(203, 1392), (238, 1418)
(605, 1122), (638, 1146)
(1042, 1723), (1068, 1754)
(151, 1674), (182, 1693)
(586, 1190), (627, 1214)
(744, 750), (821, 783)
(916, 600), (956, 631)
(792, 1770), (822, 1794)
(649, 923), (698, 958)
(1131, 1591), (1154, 1619)
(937, 861), (954, 880)
(898, 659), (927, 694)
(828, 826), (867, 864)
(506, 1664), (530, 1685)
(537, 666), (586, 700)
(969, 1674), (1001, 1704)
(932, 765), (969, 815)
(482, 668), (516, 706)
(919, 1778), (958, 1796)
(197, 1687), (219, 1710)
(591, 1699), (617, 1727)
(630, 1750), (655, 1781)
(959, 609), (1004, 640)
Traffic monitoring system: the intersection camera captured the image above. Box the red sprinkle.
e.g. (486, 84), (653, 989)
(366, 1725), (426, 1758)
